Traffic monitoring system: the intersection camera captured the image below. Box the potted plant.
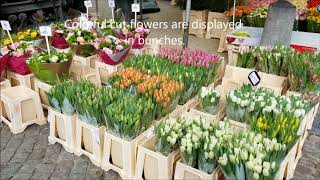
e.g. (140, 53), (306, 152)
(26, 50), (72, 85)
(92, 37), (130, 65)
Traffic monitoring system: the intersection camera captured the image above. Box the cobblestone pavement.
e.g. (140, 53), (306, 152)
(0, 108), (319, 180)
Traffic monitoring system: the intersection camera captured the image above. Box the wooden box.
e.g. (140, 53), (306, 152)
(48, 109), (77, 153)
(205, 12), (229, 39)
(74, 119), (105, 167)
(73, 54), (97, 69)
(0, 79), (11, 90)
(34, 79), (52, 109)
(95, 60), (123, 87)
(101, 128), (152, 179)
(0, 86), (46, 134)
(174, 160), (222, 180)
(142, 42), (161, 56)
(135, 135), (180, 180)
(307, 103), (318, 130)
(183, 10), (208, 38)
(6, 71), (35, 90)
(276, 141), (299, 179)
(227, 44), (240, 66)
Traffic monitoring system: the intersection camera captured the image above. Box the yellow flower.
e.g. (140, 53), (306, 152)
(2, 38), (12, 45)
(30, 31), (37, 38)
(18, 34), (25, 40)
(25, 29), (31, 35)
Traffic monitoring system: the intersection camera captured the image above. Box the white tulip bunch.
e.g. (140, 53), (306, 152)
(199, 86), (220, 114)
(155, 116), (184, 156)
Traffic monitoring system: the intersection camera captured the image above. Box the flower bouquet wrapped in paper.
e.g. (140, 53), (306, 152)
(0, 54), (9, 78)
(51, 30), (69, 50)
(27, 50), (72, 85)
(92, 37), (130, 65)
(2, 42), (39, 75)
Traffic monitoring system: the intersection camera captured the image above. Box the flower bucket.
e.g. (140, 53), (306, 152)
(97, 47), (130, 65)
(0, 54), (9, 75)
(8, 54), (32, 75)
(27, 57), (72, 85)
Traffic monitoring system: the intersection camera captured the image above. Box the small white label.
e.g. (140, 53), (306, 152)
(108, 0), (115, 8)
(248, 71), (261, 86)
(39, 26), (52, 36)
(84, 0), (92, 8)
(131, 3), (140, 12)
(0, 20), (11, 31)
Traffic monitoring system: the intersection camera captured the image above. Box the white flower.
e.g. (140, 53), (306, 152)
(253, 172), (259, 180)
(271, 161), (276, 169)
(49, 55), (59, 63)
(263, 168), (270, 176)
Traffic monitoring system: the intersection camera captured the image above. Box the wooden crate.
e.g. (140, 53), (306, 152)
(227, 44), (240, 66)
(276, 140), (299, 179)
(34, 79), (52, 110)
(101, 128), (152, 179)
(142, 42), (161, 56)
(205, 12), (229, 39)
(48, 109), (77, 153)
(223, 65), (286, 95)
(0, 86), (46, 134)
(307, 104), (318, 130)
(74, 119), (105, 167)
(6, 71), (35, 90)
(174, 160), (222, 180)
(0, 79), (11, 90)
(95, 60), (123, 87)
(73, 54), (97, 69)
(135, 135), (180, 180)
(291, 131), (308, 176)
(183, 10), (208, 38)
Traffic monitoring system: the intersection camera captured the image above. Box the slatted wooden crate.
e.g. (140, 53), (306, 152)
(101, 128), (152, 179)
(0, 79), (11, 90)
(6, 71), (35, 90)
(135, 135), (180, 180)
(174, 160), (222, 180)
(205, 12), (229, 39)
(182, 10), (208, 38)
(48, 109), (77, 153)
(95, 60), (123, 87)
(74, 119), (105, 167)
(73, 54), (97, 69)
(227, 44), (240, 66)
(34, 79), (52, 110)
(0, 86), (46, 134)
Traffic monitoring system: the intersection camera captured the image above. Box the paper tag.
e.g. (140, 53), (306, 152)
(84, 0), (92, 8)
(0, 20), (11, 31)
(91, 129), (100, 144)
(131, 3), (140, 12)
(39, 26), (52, 36)
(248, 71), (261, 86)
(108, 0), (115, 8)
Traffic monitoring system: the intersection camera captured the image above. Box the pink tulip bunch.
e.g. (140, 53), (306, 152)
(159, 48), (220, 68)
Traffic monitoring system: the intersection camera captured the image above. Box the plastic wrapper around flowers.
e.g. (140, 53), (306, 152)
(198, 151), (217, 174)
(97, 47), (130, 65)
(201, 103), (220, 115)
(226, 105), (246, 123)
(28, 58), (72, 85)
(8, 54), (32, 75)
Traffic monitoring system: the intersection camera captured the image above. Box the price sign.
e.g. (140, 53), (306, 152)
(39, 26), (52, 55)
(39, 26), (52, 36)
(84, 0), (92, 8)
(0, 20), (11, 31)
(131, 3), (140, 12)
(108, 0), (115, 8)
(248, 71), (261, 86)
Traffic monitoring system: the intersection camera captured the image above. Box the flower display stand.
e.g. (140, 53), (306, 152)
(0, 79), (11, 90)
(174, 160), (222, 180)
(135, 135), (180, 180)
(101, 128), (152, 179)
(69, 55), (97, 81)
(205, 12), (229, 39)
(48, 109), (77, 153)
(276, 141), (299, 179)
(34, 79), (52, 110)
(183, 10), (208, 38)
(0, 86), (46, 134)
(6, 71), (35, 90)
(95, 60), (123, 87)
(73, 54), (97, 69)
(227, 44), (239, 66)
(223, 65), (286, 95)
(74, 119), (105, 167)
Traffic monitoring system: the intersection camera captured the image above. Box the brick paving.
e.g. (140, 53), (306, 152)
(0, 107), (319, 179)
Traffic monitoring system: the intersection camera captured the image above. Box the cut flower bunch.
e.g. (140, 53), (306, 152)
(2, 29), (39, 46)
(123, 50), (221, 104)
(199, 86), (220, 114)
(66, 29), (97, 45)
(91, 37), (130, 55)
